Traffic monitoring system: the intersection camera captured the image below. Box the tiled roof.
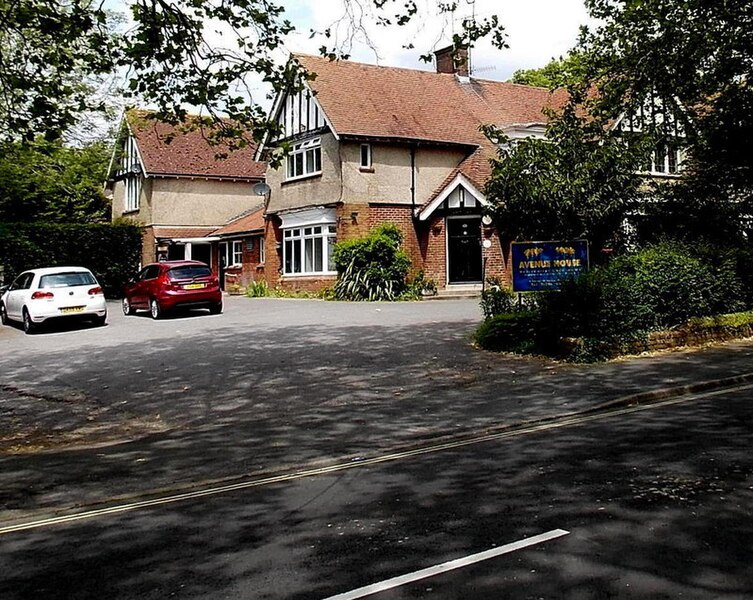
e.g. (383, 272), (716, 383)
(294, 54), (567, 147)
(211, 204), (266, 236)
(128, 111), (266, 180)
(152, 226), (219, 239)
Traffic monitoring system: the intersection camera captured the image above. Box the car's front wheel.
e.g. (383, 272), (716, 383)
(0, 302), (7, 326)
(22, 308), (36, 334)
(122, 297), (135, 316)
(149, 298), (162, 320)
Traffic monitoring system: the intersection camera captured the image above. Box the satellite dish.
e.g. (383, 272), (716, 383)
(481, 214), (493, 226)
(253, 182), (271, 197)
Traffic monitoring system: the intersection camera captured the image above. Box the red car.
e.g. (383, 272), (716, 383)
(122, 261), (223, 319)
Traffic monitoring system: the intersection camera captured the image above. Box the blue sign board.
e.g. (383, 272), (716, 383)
(511, 240), (589, 292)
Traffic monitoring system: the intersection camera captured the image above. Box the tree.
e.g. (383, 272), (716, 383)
(510, 53), (587, 89)
(483, 104), (649, 260)
(575, 0), (753, 238)
(0, 139), (111, 223)
(0, 1), (506, 145)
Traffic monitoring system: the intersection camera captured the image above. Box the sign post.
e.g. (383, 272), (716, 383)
(511, 240), (589, 292)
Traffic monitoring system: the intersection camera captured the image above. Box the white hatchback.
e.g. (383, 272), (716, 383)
(0, 267), (107, 334)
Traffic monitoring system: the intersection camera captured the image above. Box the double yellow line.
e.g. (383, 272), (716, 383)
(2, 384), (747, 536)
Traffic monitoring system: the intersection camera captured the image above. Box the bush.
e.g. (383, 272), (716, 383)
(332, 223), (411, 301)
(474, 312), (538, 353)
(0, 222), (143, 297)
(476, 240), (751, 361)
(480, 281), (517, 319)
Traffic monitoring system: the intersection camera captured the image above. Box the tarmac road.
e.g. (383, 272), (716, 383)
(1, 384), (752, 599)
(1, 296), (753, 523)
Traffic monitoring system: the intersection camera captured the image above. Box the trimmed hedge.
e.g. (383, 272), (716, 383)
(475, 240), (753, 362)
(0, 222), (143, 298)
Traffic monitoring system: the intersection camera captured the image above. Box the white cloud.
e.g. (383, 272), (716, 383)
(281, 0), (593, 80)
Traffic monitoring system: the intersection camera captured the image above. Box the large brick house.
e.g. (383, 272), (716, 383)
(107, 111), (267, 276)
(255, 47), (569, 294)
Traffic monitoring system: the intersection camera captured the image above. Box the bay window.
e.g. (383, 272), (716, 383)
(283, 225), (336, 275)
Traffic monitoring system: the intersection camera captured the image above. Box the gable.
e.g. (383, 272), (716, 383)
(418, 173), (487, 221)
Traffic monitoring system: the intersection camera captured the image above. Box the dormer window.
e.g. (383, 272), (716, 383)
(360, 144), (372, 169)
(286, 137), (322, 181)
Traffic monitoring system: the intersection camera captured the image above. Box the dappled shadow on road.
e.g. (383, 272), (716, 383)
(1, 393), (752, 599)
(1, 317), (752, 517)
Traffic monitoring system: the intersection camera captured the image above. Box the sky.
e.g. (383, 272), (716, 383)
(101, 0), (593, 128)
(279, 0), (593, 80)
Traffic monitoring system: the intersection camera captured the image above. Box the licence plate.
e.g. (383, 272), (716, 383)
(60, 306), (85, 314)
(183, 283), (206, 290)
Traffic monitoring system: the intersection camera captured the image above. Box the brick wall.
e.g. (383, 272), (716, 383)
(142, 226), (156, 265)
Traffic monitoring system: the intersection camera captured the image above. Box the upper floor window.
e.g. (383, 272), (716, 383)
(645, 143), (683, 175)
(122, 135), (142, 211)
(286, 137), (322, 181)
(360, 144), (372, 169)
(124, 175), (141, 212)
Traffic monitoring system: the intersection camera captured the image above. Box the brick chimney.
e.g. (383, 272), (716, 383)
(434, 45), (469, 78)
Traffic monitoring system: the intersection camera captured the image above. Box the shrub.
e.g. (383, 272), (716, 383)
(0, 222), (142, 297)
(401, 270), (437, 300)
(474, 312), (538, 353)
(477, 240), (750, 361)
(479, 281), (516, 319)
(332, 223), (411, 301)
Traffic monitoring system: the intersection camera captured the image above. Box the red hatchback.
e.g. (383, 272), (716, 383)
(122, 261), (223, 319)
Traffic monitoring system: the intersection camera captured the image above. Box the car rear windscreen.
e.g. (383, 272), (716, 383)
(167, 266), (212, 280)
(39, 272), (96, 288)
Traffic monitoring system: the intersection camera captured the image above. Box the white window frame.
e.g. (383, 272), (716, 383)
(122, 135), (142, 212)
(221, 240), (243, 268)
(647, 143), (683, 176)
(282, 224), (336, 276)
(360, 143), (372, 169)
(124, 175), (141, 212)
(286, 137), (322, 181)
(259, 236), (265, 264)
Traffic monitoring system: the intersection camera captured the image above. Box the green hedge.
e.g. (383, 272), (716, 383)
(0, 222), (143, 298)
(475, 240), (753, 361)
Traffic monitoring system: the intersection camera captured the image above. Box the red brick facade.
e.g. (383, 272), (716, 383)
(259, 202), (509, 293)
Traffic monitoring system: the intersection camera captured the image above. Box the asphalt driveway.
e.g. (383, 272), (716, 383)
(1, 295), (752, 521)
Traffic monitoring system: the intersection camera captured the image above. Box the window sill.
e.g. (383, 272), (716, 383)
(282, 173), (322, 186)
(359, 167), (375, 173)
(122, 209), (140, 215)
(281, 272), (336, 279)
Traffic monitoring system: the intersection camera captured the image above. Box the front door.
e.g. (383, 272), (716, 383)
(447, 216), (482, 283)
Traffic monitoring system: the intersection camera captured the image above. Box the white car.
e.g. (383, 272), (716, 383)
(0, 267), (107, 334)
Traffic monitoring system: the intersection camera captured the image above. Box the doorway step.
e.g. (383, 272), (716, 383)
(426, 284), (483, 300)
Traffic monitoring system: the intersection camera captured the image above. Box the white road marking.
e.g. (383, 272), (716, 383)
(322, 529), (570, 600)
(2, 384), (749, 536)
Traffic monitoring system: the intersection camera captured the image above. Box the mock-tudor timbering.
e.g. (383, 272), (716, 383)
(107, 111), (266, 276)
(256, 48), (568, 293)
